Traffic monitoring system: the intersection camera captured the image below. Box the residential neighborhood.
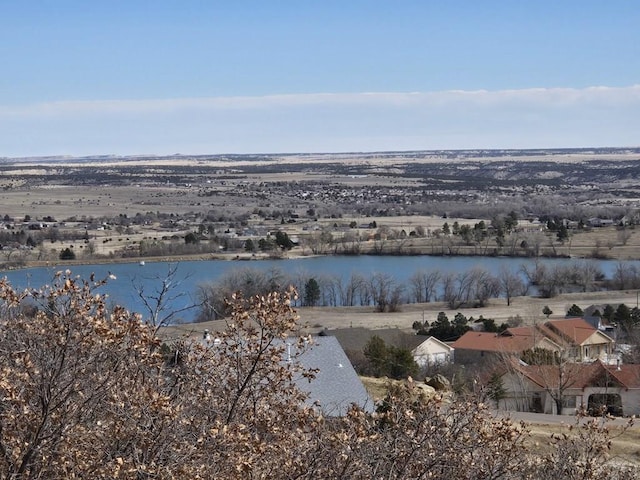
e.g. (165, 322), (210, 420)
(453, 317), (616, 365)
(312, 310), (638, 418)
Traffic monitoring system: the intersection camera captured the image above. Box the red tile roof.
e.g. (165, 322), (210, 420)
(453, 318), (614, 356)
(452, 330), (538, 354)
(515, 361), (640, 390)
(545, 318), (607, 345)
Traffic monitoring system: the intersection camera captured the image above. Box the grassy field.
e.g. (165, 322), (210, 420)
(164, 289), (640, 343)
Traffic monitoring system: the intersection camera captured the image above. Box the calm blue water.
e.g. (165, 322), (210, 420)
(0, 256), (634, 322)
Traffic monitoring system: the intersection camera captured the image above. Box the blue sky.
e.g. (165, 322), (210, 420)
(1, 1), (639, 157)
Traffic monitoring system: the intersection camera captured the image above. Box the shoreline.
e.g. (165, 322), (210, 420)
(0, 248), (633, 273)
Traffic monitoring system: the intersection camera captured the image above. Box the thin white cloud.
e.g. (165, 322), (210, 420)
(1, 85), (639, 156)
(4, 85), (639, 116)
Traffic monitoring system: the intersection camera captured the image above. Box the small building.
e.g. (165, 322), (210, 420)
(412, 336), (454, 367)
(498, 360), (640, 416)
(543, 318), (615, 362)
(452, 328), (560, 365)
(452, 318), (615, 365)
(587, 217), (615, 227)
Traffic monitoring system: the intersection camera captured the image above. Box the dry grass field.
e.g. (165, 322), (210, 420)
(2, 149), (640, 264)
(164, 289), (640, 343)
(11, 151), (635, 338)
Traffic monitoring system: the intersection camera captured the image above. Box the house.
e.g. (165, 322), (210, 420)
(412, 336), (454, 367)
(582, 314), (617, 336)
(543, 318), (615, 362)
(587, 217), (615, 227)
(326, 327), (424, 353)
(498, 360), (640, 416)
(452, 328), (561, 365)
(200, 331), (373, 416)
(452, 318), (615, 365)
(582, 305), (619, 335)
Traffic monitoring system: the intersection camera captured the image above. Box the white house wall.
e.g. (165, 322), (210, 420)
(413, 338), (453, 367)
(500, 373), (640, 417)
(577, 387), (640, 417)
(499, 372), (541, 413)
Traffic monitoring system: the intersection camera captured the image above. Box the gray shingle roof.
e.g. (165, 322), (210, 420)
(193, 330), (374, 417)
(293, 335), (374, 416)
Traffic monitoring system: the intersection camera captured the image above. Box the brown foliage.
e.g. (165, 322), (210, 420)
(0, 272), (637, 478)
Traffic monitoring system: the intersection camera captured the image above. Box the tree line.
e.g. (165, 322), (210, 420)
(195, 259), (639, 321)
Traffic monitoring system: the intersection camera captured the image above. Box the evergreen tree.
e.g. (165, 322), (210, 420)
(452, 312), (471, 338)
(602, 304), (615, 322)
(428, 312), (470, 341)
(428, 312), (451, 340)
(386, 346), (419, 380)
(258, 237), (274, 251)
(614, 303), (631, 323)
(566, 304), (584, 317)
(275, 231), (294, 250)
(363, 335), (388, 377)
(59, 247), (76, 260)
(505, 211), (519, 232)
(556, 224), (569, 242)
(482, 318), (499, 333)
(184, 232), (198, 244)
(487, 373), (506, 408)
(303, 278), (321, 307)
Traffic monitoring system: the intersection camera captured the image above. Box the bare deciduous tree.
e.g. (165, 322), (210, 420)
(0, 272), (170, 477)
(132, 262), (200, 332)
(499, 266), (527, 306)
(369, 272), (403, 312)
(409, 269), (441, 303)
(573, 260), (603, 293)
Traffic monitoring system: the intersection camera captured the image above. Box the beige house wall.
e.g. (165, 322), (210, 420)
(499, 372), (640, 416)
(413, 338), (454, 367)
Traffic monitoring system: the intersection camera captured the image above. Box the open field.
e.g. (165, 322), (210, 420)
(1, 147), (640, 269)
(162, 289), (640, 343)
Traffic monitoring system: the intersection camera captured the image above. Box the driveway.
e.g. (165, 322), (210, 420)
(494, 410), (637, 428)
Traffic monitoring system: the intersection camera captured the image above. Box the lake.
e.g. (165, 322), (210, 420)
(0, 255), (635, 322)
